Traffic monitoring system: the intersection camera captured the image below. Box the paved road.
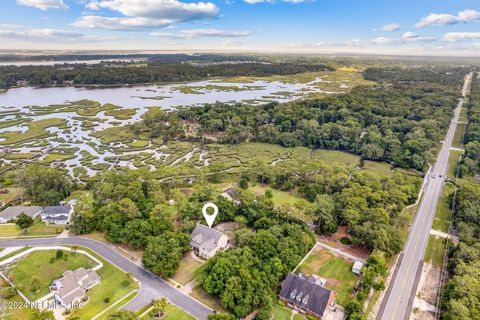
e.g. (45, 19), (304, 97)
(0, 237), (212, 319)
(377, 72), (473, 320)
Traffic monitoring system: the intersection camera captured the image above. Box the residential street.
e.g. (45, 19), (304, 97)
(377, 72), (473, 320)
(0, 237), (212, 319)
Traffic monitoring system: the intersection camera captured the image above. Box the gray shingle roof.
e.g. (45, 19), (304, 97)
(0, 206), (41, 220)
(41, 205), (72, 215)
(279, 273), (333, 317)
(190, 224), (227, 254)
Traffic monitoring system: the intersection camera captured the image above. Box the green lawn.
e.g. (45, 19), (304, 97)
(190, 285), (226, 313)
(452, 123), (466, 148)
(8, 250), (97, 301)
(425, 235), (447, 268)
(170, 253), (203, 285)
(272, 303), (293, 320)
(95, 290), (138, 320)
(140, 304), (195, 320)
(0, 187), (23, 204)
(432, 183), (454, 233)
(0, 219), (65, 238)
(297, 249), (357, 306)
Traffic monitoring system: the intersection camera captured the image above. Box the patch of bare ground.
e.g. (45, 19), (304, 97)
(214, 221), (241, 246)
(411, 263), (441, 320)
(317, 226), (370, 260)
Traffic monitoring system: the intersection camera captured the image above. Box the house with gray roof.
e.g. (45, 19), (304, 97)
(0, 206), (41, 223)
(220, 187), (241, 203)
(40, 205), (73, 225)
(50, 267), (100, 309)
(279, 273), (336, 319)
(190, 224), (229, 259)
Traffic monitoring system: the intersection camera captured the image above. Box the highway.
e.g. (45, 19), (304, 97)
(0, 237), (212, 319)
(377, 72), (473, 320)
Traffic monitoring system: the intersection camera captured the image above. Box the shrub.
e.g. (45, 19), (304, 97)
(239, 178), (249, 189)
(340, 237), (353, 245)
(0, 287), (16, 299)
(104, 297), (110, 303)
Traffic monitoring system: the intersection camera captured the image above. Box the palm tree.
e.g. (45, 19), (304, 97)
(31, 276), (40, 293)
(71, 245), (78, 256)
(152, 297), (168, 317)
(124, 272), (135, 286)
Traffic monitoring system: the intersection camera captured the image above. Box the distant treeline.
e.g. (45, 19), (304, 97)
(0, 62), (332, 89)
(135, 66), (468, 171)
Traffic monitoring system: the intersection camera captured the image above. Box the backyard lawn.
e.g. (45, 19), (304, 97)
(297, 249), (357, 306)
(272, 303), (292, 320)
(0, 219), (64, 238)
(170, 253), (203, 285)
(8, 250), (97, 301)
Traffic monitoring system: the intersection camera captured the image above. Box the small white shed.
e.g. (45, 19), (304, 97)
(352, 261), (364, 275)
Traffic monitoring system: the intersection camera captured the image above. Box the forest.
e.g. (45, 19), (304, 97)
(0, 61), (332, 89)
(459, 75), (480, 177)
(134, 66), (467, 171)
(440, 73), (480, 320)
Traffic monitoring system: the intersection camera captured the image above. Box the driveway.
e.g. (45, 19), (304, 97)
(0, 237), (212, 319)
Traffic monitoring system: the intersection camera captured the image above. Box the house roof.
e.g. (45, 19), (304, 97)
(353, 261), (364, 270)
(41, 205), (72, 215)
(279, 273), (333, 317)
(0, 206), (41, 220)
(54, 268), (100, 306)
(44, 215), (69, 221)
(190, 224), (227, 253)
(222, 187), (240, 200)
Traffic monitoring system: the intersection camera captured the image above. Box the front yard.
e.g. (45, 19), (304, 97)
(296, 248), (358, 306)
(7, 250), (96, 301)
(170, 252), (203, 285)
(139, 303), (195, 320)
(0, 219), (64, 238)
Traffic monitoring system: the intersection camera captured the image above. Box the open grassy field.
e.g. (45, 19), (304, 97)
(0, 219), (64, 238)
(452, 123), (466, 148)
(432, 183), (454, 233)
(170, 253), (203, 285)
(425, 235), (447, 268)
(0, 118), (66, 145)
(296, 249), (357, 306)
(0, 247), (30, 262)
(8, 250), (96, 301)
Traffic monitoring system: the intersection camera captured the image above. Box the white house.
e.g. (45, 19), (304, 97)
(352, 261), (364, 275)
(50, 267), (100, 309)
(40, 205), (73, 225)
(190, 224), (229, 259)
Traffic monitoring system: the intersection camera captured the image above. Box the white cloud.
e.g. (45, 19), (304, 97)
(150, 28), (253, 39)
(402, 31), (435, 42)
(374, 23), (400, 32)
(77, 0), (219, 29)
(16, 0), (68, 10)
(0, 25), (120, 42)
(73, 16), (175, 30)
(371, 37), (402, 45)
(415, 9), (480, 28)
(442, 32), (480, 42)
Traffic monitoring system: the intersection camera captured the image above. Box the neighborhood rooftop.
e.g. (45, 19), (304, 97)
(279, 273), (335, 318)
(0, 206), (41, 220)
(41, 205), (72, 215)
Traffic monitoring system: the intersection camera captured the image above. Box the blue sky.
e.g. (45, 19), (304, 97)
(1, 0), (479, 55)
